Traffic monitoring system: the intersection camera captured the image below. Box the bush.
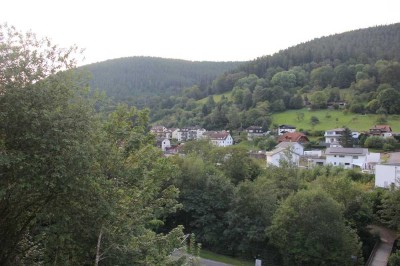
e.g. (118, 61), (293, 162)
(350, 103), (365, 114)
(364, 136), (385, 149)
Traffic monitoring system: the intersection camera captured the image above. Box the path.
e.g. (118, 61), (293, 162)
(366, 225), (398, 266)
(171, 250), (233, 266)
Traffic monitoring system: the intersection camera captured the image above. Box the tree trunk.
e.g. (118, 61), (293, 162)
(95, 228), (103, 266)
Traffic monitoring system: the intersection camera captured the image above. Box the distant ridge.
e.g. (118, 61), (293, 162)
(80, 56), (243, 103)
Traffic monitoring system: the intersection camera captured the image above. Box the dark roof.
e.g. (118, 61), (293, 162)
(325, 147), (368, 156)
(246, 126), (263, 130)
(279, 124), (296, 129)
(203, 131), (230, 140)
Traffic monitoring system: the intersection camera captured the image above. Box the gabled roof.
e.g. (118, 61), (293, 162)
(266, 147), (287, 156)
(370, 125), (392, 132)
(276, 142), (303, 149)
(246, 126), (263, 131)
(203, 130), (230, 140)
(278, 132), (309, 143)
(279, 124), (296, 129)
(325, 147), (368, 156)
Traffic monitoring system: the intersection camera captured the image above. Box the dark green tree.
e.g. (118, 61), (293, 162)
(268, 189), (362, 266)
(340, 127), (354, 148)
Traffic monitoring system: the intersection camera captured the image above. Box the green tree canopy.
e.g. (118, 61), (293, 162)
(268, 189), (362, 266)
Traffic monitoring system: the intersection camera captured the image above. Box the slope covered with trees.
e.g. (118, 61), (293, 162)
(81, 57), (242, 107)
(152, 23), (400, 130)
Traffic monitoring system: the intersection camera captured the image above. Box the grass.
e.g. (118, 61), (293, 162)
(196, 91), (232, 105)
(200, 249), (254, 266)
(272, 108), (400, 132)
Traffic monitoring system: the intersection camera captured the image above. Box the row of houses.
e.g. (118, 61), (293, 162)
(264, 140), (400, 189)
(151, 126), (234, 151)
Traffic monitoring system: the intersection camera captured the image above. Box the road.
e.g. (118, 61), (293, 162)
(366, 225), (398, 266)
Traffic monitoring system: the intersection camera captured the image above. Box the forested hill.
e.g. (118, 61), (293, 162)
(81, 57), (242, 102)
(240, 23), (400, 78)
(153, 23), (400, 129)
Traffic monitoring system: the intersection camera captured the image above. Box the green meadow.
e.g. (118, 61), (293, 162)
(271, 109), (400, 132)
(196, 91), (232, 104)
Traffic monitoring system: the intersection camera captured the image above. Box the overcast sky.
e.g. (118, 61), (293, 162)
(2, 0), (399, 65)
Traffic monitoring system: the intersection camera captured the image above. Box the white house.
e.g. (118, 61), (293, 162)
(278, 125), (296, 135)
(325, 147), (369, 169)
(266, 144), (302, 167)
(324, 128), (345, 147)
(276, 142), (304, 156)
(203, 131), (233, 147)
(375, 163), (400, 188)
(156, 138), (171, 152)
(176, 126), (206, 142)
(171, 128), (180, 140)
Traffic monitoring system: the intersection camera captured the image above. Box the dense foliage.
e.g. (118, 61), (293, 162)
(82, 57), (242, 108)
(0, 24), (185, 265)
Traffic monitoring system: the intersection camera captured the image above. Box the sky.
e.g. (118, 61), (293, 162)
(2, 0), (399, 66)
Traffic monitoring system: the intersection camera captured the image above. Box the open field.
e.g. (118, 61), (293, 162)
(271, 109), (400, 132)
(196, 91), (232, 105)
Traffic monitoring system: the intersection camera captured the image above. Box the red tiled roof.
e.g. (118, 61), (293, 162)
(278, 132), (309, 143)
(370, 125), (392, 132)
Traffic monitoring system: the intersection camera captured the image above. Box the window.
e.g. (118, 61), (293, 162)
(353, 156), (358, 159)
(339, 155), (345, 158)
(345, 163), (350, 165)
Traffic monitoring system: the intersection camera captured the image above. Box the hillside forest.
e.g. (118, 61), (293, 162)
(85, 23), (400, 130)
(1, 23), (400, 266)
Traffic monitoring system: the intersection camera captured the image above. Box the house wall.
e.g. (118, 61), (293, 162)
(375, 164), (400, 188)
(267, 151), (300, 167)
(326, 155), (367, 169)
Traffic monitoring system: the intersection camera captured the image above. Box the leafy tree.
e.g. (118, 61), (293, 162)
(339, 127), (354, 148)
(271, 71), (297, 89)
(377, 88), (400, 114)
(289, 94), (304, 109)
(364, 136), (385, 149)
(0, 24), (184, 265)
(309, 90), (328, 109)
(379, 189), (400, 231)
(310, 65), (334, 88)
(310, 115), (320, 125)
(268, 189), (362, 266)
(223, 178), (278, 259)
(170, 155), (235, 250)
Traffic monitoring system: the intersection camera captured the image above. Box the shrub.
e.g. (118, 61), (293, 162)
(364, 136), (385, 149)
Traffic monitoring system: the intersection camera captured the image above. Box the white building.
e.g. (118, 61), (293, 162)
(156, 138), (171, 152)
(324, 128), (345, 147)
(203, 131), (233, 147)
(375, 163), (400, 188)
(276, 142), (304, 156)
(176, 126), (206, 142)
(325, 147), (369, 169)
(278, 125), (296, 135)
(266, 143), (302, 167)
